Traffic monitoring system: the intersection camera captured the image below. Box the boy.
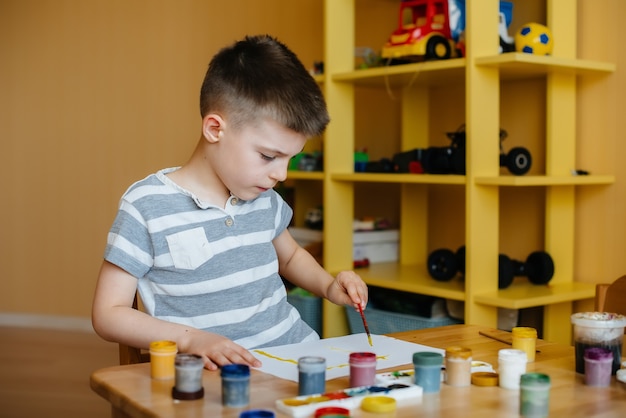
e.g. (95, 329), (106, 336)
(92, 35), (369, 371)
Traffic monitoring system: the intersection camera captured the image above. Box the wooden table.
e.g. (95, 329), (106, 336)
(90, 324), (626, 417)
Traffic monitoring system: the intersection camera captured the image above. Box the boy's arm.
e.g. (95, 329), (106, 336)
(274, 230), (368, 309)
(91, 260), (261, 370)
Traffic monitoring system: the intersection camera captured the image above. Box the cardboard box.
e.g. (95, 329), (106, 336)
(289, 228), (399, 264)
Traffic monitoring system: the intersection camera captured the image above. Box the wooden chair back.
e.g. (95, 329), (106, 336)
(118, 293), (150, 365)
(594, 274), (626, 315)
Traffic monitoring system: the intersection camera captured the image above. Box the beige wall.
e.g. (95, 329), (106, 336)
(0, 0), (323, 318)
(0, 0), (624, 320)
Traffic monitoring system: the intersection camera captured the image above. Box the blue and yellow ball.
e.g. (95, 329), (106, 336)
(515, 23), (553, 55)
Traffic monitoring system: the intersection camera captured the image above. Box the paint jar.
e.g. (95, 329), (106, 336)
(349, 352), (377, 388)
(221, 364), (250, 408)
(512, 327), (538, 362)
(298, 356), (326, 395)
(444, 346), (472, 387)
(571, 312), (626, 374)
(498, 348), (527, 390)
(239, 410), (276, 418)
(584, 347), (613, 387)
(413, 351), (443, 394)
(149, 340), (177, 380)
(519, 373), (551, 418)
(314, 406), (351, 417)
(172, 353), (204, 400)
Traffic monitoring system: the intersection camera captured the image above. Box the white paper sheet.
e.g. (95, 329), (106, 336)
(251, 333), (443, 382)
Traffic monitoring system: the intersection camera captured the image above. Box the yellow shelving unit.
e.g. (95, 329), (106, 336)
(320, 0), (615, 345)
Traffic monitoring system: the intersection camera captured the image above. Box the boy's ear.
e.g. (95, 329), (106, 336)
(202, 114), (225, 143)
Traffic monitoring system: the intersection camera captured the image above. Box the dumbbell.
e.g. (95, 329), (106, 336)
(427, 247), (465, 282)
(427, 247), (554, 289)
(498, 251), (554, 289)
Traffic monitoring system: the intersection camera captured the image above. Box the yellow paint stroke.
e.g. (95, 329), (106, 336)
(253, 349), (298, 364)
(254, 348), (390, 371)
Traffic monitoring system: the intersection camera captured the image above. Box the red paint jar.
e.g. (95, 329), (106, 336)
(349, 352), (376, 387)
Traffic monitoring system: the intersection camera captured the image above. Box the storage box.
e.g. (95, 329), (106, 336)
(345, 305), (462, 335)
(353, 230), (399, 263)
(287, 291), (322, 336)
(289, 227), (399, 264)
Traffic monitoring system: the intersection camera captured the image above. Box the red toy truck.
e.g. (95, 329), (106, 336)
(381, 0), (457, 61)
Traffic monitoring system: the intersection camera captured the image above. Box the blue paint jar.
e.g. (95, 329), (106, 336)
(298, 356), (326, 395)
(221, 364), (250, 407)
(239, 410), (275, 418)
(413, 352), (443, 394)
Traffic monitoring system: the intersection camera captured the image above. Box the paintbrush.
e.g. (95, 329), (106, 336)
(358, 304), (373, 346)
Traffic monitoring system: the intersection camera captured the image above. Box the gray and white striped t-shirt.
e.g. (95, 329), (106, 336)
(104, 167), (317, 349)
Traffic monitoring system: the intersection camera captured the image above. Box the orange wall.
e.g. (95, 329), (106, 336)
(0, 0), (624, 319)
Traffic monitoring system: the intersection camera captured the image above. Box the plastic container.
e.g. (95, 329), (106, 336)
(571, 312), (626, 374)
(413, 351), (443, 393)
(444, 346), (472, 387)
(512, 327), (538, 362)
(149, 340), (177, 380)
(584, 347), (613, 387)
(314, 406), (350, 417)
(349, 352), (377, 387)
(520, 373), (551, 418)
(221, 364), (250, 407)
(240, 410), (276, 418)
(298, 356), (326, 395)
(172, 353), (204, 400)
(498, 348), (527, 390)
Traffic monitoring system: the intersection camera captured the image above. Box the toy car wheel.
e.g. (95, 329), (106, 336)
(427, 248), (458, 281)
(426, 36), (451, 60)
(505, 147), (532, 175)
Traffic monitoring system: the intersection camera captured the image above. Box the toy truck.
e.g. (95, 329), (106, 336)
(381, 0), (457, 61)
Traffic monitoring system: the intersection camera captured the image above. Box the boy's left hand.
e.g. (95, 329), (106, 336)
(326, 270), (368, 310)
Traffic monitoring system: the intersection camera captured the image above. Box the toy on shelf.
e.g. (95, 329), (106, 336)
(381, 0), (459, 62)
(515, 22), (554, 55)
(420, 125), (531, 176)
(454, 1), (515, 56)
(427, 246), (554, 289)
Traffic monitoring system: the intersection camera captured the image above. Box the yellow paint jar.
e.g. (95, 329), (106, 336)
(149, 340), (177, 380)
(512, 327), (537, 363)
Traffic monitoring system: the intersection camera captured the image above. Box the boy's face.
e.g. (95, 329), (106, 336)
(209, 116), (306, 201)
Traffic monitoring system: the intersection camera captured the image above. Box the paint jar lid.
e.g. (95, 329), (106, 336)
(240, 410), (276, 418)
(314, 406), (350, 417)
(221, 364), (250, 377)
(445, 346), (472, 360)
(149, 340), (177, 354)
(520, 373), (551, 387)
(471, 372), (499, 386)
(298, 356), (327, 372)
(361, 396), (396, 413)
(571, 312), (626, 328)
(512, 327), (537, 338)
(413, 351), (443, 366)
(349, 352), (376, 364)
(584, 347), (614, 361)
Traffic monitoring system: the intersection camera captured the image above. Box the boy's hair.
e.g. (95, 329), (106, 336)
(200, 35), (330, 138)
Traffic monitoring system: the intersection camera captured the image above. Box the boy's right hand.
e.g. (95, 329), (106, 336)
(181, 329), (262, 370)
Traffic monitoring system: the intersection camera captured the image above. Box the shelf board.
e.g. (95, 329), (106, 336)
(351, 262), (466, 301)
(476, 53), (616, 79)
(475, 174), (615, 186)
(287, 170), (324, 181)
(331, 58), (466, 87)
(474, 281), (595, 309)
(332, 172), (466, 185)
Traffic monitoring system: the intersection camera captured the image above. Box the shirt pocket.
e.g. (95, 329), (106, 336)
(166, 227), (213, 270)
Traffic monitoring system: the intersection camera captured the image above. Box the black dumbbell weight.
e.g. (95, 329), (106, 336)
(498, 251), (555, 289)
(427, 247), (465, 282)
